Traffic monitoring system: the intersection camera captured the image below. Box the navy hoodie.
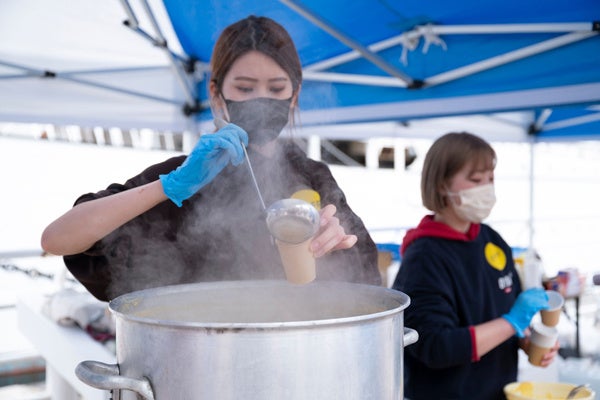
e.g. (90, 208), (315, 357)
(393, 215), (521, 400)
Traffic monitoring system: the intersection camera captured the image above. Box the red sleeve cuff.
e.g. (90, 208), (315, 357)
(469, 325), (480, 362)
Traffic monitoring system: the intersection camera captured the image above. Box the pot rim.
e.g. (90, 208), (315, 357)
(108, 280), (410, 330)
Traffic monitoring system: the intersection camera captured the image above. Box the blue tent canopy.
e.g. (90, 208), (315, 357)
(161, 0), (600, 137)
(0, 0), (598, 140)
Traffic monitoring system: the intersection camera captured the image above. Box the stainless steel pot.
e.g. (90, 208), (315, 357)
(76, 280), (417, 400)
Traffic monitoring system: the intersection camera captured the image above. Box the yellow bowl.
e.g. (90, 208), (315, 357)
(504, 381), (595, 400)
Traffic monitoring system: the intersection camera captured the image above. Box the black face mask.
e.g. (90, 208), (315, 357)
(224, 97), (292, 146)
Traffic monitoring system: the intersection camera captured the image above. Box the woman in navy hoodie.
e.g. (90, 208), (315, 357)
(393, 132), (558, 400)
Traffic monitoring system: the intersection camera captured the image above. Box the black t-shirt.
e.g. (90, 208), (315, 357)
(64, 140), (380, 301)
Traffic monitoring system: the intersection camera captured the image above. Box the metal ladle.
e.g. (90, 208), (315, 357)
(213, 119), (319, 243)
(214, 118), (266, 210)
(266, 199), (320, 244)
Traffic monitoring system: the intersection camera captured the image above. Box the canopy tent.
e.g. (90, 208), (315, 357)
(0, 0), (188, 131)
(1, 0), (599, 274)
(0, 0), (599, 141)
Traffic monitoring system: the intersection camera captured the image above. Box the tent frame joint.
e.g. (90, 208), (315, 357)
(183, 57), (197, 74)
(182, 101), (203, 117)
(407, 79), (425, 89)
(527, 123), (540, 135)
(153, 38), (168, 49)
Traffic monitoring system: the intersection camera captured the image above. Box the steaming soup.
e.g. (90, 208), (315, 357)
(120, 282), (397, 324)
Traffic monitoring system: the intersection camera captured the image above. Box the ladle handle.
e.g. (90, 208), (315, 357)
(215, 118), (265, 210)
(242, 144), (266, 210)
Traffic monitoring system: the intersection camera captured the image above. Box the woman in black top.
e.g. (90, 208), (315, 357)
(41, 16), (379, 301)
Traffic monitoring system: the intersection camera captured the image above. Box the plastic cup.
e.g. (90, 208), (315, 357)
(540, 290), (564, 327)
(528, 322), (558, 366)
(276, 239), (316, 285)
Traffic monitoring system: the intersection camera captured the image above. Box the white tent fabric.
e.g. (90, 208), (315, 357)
(0, 0), (193, 131)
(0, 0), (599, 141)
(1, 0), (599, 277)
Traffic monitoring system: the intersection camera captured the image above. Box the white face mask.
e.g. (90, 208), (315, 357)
(447, 183), (496, 223)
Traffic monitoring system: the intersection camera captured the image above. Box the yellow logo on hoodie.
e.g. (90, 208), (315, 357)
(485, 242), (506, 271)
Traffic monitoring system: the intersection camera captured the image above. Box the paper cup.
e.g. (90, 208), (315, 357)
(276, 239), (316, 285)
(528, 322), (558, 366)
(540, 290), (564, 327)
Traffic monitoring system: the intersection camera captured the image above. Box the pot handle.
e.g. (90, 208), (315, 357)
(403, 327), (419, 347)
(75, 360), (155, 400)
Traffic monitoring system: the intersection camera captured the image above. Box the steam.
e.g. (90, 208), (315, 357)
(129, 281), (398, 324)
(104, 107), (375, 299)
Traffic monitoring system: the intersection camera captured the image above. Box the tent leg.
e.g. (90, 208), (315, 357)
(528, 138), (535, 248)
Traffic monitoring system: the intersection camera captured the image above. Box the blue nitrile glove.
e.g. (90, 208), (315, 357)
(159, 123), (248, 207)
(502, 288), (549, 338)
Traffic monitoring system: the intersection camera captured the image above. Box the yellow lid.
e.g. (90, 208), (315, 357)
(291, 189), (321, 210)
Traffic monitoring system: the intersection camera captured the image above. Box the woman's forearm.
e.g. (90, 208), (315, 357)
(474, 317), (516, 358)
(41, 180), (168, 255)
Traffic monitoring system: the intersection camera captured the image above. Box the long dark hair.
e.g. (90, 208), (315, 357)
(210, 15), (302, 95)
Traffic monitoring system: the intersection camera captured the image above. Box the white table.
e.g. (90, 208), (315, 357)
(17, 292), (116, 400)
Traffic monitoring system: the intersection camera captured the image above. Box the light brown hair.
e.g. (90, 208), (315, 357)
(421, 132), (496, 212)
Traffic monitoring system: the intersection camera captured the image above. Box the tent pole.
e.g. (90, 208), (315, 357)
(119, 0), (187, 64)
(304, 27), (597, 89)
(52, 75), (181, 105)
(544, 111), (600, 131)
(307, 135), (321, 161)
(528, 137), (535, 249)
(526, 110), (551, 249)
(303, 71), (407, 87)
(138, 0), (197, 106)
(279, 0), (414, 86)
(0, 59), (182, 104)
(533, 109), (553, 132)
(118, 0), (139, 29)
(304, 33), (412, 72)
(304, 22), (594, 73)
(429, 22), (594, 34)
(427, 31), (598, 87)
(118, 0), (197, 110)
